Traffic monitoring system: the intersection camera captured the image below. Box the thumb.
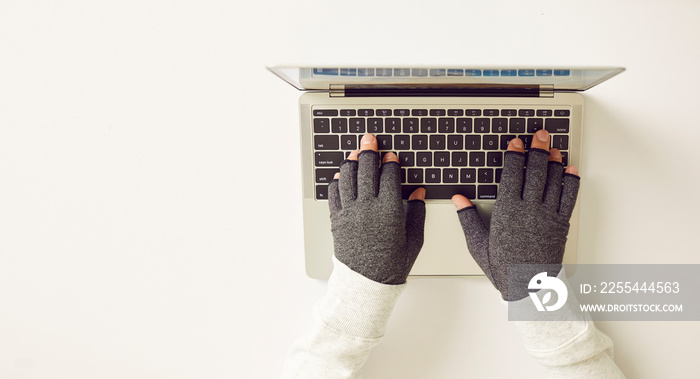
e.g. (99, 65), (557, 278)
(455, 202), (493, 281)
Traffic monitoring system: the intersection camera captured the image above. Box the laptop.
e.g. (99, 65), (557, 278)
(269, 66), (624, 279)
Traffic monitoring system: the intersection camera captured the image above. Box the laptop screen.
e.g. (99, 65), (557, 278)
(268, 66), (624, 92)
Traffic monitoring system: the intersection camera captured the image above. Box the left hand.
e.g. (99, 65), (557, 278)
(328, 133), (426, 285)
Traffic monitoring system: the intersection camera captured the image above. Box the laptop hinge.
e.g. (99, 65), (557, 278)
(329, 84), (555, 98)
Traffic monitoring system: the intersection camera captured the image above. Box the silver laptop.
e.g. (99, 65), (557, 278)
(269, 66), (624, 279)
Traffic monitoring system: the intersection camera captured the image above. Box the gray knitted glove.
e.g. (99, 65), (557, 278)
(457, 148), (580, 300)
(327, 150), (426, 285)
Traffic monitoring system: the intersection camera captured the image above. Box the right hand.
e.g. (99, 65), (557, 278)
(452, 130), (580, 300)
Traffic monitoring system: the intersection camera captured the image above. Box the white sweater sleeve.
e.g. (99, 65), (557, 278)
(512, 270), (626, 378)
(281, 257), (405, 379)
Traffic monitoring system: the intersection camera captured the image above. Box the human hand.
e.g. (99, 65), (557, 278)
(328, 133), (426, 285)
(452, 130), (580, 300)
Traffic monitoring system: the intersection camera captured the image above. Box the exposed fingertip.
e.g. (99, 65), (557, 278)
(507, 137), (525, 152)
(382, 152), (398, 163)
(566, 165), (579, 176)
(451, 194), (473, 209)
(549, 148), (562, 162)
(333, 172), (340, 179)
(360, 133), (378, 151)
(408, 187), (426, 201)
(347, 150), (360, 160)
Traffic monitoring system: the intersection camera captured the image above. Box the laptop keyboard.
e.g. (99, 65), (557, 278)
(312, 106), (571, 200)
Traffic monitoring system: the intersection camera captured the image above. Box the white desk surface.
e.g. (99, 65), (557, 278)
(1, 1), (699, 377)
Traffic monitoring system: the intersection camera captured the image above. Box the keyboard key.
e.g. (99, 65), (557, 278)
(552, 135), (569, 150)
(349, 118), (365, 133)
(478, 185), (498, 199)
(331, 118), (348, 133)
(470, 152), (485, 167)
(401, 185), (476, 200)
(448, 109), (464, 116)
(554, 110), (571, 117)
(412, 109), (428, 116)
(502, 109), (517, 116)
(434, 151), (450, 166)
(395, 135), (410, 150)
(316, 168), (338, 183)
(340, 109), (356, 116)
(487, 152), (503, 167)
(367, 118), (383, 133)
(407, 169), (423, 183)
(478, 168), (494, 183)
(429, 69), (446, 76)
(475, 118), (490, 133)
(340, 68), (357, 76)
(484, 109), (499, 116)
(452, 152), (468, 167)
(430, 135), (446, 150)
(483, 135), (499, 150)
(461, 168), (476, 183)
(561, 152), (568, 166)
(315, 152), (344, 166)
(447, 135), (463, 150)
(465, 135), (481, 150)
(376, 109), (392, 116)
(429, 109), (446, 116)
(358, 109), (374, 116)
(496, 168), (503, 183)
(395, 109), (410, 116)
(492, 118), (508, 133)
(340, 135), (357, 150)
(313, 109), (338, 116)
(416, 152), (432, 166)
(537, 109), (553, 117)
(457, 118), (473, 133)
(377, 134), (392, 150)
(509, 118), (526, 133)
(421, 118), (437, 133)
(412, 135), (428, 150)
(315, 135), (339, 150)
(438, 118), (455, 133)
(443, 168), (459, 183)
(545, 118), (570, 133)
(316, 185), (329, 200)
(314, 118), (330, 133)
(519, 109), (535, 117)
(412, 69), (428, 77)
(527, 118), (544, 133)
(386, 118), (401, 133)
(403, 118), (419, 133)
(465, 109), (481, 116)
(399, 152), (414, 166)
(426, 168), (441, 183)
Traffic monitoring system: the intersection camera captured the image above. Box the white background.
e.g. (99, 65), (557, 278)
(1, 1), (699, 378)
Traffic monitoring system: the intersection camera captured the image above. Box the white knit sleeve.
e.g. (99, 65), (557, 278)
(281, 256), (405, 379)
(511, 270), (626, 378)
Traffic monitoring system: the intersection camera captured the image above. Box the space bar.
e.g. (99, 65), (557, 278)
(401, 185), (476, 200)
